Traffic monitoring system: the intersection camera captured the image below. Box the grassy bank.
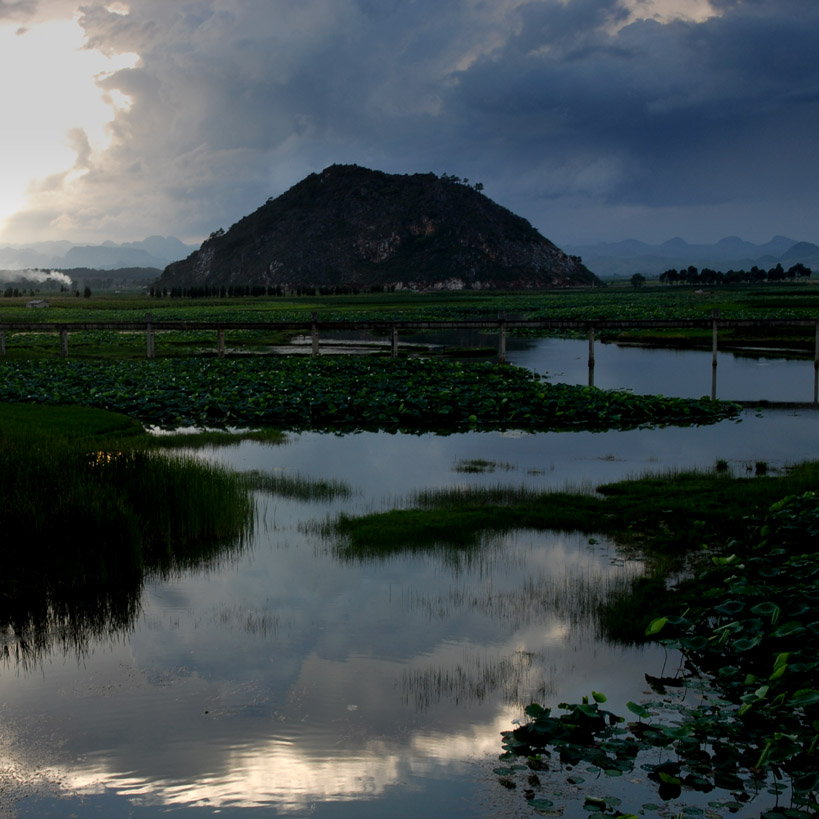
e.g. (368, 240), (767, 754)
(0, 404), (254, 617)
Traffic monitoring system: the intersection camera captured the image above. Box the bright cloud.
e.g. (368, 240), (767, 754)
(0, 15), (136, 235)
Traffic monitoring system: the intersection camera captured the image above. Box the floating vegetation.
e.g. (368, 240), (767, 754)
(499, 492), (819, 818)
(452, 458), (516, 474)
(0, 357), (740, 433)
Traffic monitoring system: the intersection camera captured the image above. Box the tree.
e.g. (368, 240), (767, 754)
(767, 263), (785, 282)
(788, 262), (812, 279)
(630, 273), (646, 289)
(83, 286), (92, 298)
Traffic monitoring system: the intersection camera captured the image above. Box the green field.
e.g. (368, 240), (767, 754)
(1, 283), (818, 358)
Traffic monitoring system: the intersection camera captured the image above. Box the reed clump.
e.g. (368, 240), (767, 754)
(0, 421), (253, 599)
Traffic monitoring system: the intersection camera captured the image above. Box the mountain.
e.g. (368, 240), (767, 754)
(782, 241), (819, 261)
(159, 165), (600, 291)
(62, 245), (166, 269)
(0, 236), (197, 271)
(565, 235), (819, 278)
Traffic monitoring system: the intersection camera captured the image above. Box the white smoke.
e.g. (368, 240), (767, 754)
(0, 269), (73, 286)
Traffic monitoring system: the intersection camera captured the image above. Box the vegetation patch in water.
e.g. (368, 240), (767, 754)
(452, 458), (516, 473)
(500, 491), (819, 817)
(329, 464), (819, 563)
(0, 358), (739, 432)
(244, 469), (354, 501)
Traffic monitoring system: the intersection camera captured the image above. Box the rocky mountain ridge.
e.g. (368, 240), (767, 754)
(159, 165), (599, 291)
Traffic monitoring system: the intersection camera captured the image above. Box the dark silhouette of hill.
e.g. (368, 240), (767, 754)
(159, 165), (599, 290)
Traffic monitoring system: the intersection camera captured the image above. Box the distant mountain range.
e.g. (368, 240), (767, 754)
(564, 236), (819, 279)
(0, 235), (197, 272)
(4, 227), (817, 285)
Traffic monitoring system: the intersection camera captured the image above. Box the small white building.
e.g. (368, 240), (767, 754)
(26, 299), (50, 309)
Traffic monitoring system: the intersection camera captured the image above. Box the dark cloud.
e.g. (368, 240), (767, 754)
(0, 0), (79, 20)
(443, 0), (819, 236)
(4, 0), (819, 244)
(0, 0), (36, 19)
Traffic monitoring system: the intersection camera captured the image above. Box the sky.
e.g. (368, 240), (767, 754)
(0, 0), (818, 249)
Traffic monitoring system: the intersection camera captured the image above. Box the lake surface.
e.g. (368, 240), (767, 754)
(1, 341), (816, 818)
(511, 335), (817, 403)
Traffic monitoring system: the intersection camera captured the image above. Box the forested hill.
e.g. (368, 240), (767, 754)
(158, 165), (599, 291)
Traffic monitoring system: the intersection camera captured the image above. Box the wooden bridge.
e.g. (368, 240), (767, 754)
(2, 311), (818, 403)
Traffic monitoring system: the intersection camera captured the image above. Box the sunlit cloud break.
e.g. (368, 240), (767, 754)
(1, 0), (818, 246)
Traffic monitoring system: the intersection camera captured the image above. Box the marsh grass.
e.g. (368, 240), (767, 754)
(244, 469), (354, 501)
(149, 426), (288, 448)
(1, 436), (253, 591)
(0, 402), (255, 666)
(410, 483), (571, 507)
(327, 462), (819, 565)
(452, 458), (516, 474)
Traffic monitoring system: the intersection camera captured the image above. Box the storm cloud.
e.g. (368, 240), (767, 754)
(3, 0), (818, 245)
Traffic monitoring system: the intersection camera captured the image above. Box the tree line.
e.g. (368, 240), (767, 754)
(658, 262), (812, 285)
(3, 286), (92, 298)
(149, 284), (398, 299)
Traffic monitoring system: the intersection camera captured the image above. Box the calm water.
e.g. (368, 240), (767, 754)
(1, 341), (816, 818)
(510, 335), (817, 402)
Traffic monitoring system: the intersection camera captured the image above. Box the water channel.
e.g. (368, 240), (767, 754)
(1, 338), (816, 818)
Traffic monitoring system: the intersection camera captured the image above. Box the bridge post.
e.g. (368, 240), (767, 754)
(59, 328), (68, 358)
(311, 312), (319, 356)
(814, 319), (819, 406)
(711, 309), (720, 400)
(498, 313), (507, 364)
(588, 324), (595, 387)
(146, 313), (155, 359)
(391, 324), (398, 358)
(217, 328), (225, 358)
